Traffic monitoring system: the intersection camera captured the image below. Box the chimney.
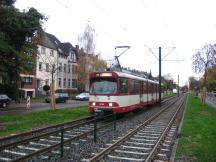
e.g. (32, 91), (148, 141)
(75, 45), (79, 51)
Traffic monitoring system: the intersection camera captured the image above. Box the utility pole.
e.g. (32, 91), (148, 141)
(178, 74), (179, 97)
(146, 46), (176, 106)
(159, 47), (162, 104)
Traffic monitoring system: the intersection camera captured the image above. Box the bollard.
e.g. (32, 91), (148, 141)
(113, 113), (116, 131)
(94, 116), (97, 143)
(60, 127), (64, 157)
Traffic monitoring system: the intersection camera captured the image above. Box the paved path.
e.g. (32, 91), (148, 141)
(0, 100), (88, 115)
(206, 95), (216, 110)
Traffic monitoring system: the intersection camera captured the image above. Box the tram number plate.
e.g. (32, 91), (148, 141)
(94, 108), (101, 112)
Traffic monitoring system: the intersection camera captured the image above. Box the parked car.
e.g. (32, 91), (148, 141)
(0, 94), (12, 108)
(45, 93), (69, 103)
(75, 92), (89, 101)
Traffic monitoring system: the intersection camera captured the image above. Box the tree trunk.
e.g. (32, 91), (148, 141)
(200, 87), (207, 105)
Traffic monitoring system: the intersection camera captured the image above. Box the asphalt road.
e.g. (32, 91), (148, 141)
(0, 100), (88, 115)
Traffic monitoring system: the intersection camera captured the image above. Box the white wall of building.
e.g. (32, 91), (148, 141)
(56, 51), (78, 91)
(36, 45), (58, 93)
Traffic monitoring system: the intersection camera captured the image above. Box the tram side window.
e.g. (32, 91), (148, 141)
(153, 84), (155, 93)
(119, 79), (128, 94)
(130, 80), (140, 94)
(143, 82), (147, 94)
(149, 83), (152, 93)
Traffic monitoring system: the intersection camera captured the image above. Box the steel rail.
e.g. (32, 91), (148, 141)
(0, 113), (114, 151)
(145, 95), (186, 161)
(86, 96), (180, 162)
(0, 115), (94, 142)
(9, 97), (176, 161)
(0, 118), (94, 151)
(0, 97), (176, 161)
(12, 119), (119, 162)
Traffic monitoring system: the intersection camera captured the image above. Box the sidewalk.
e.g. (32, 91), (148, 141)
(206, 96), (216, 110)
(0, 100), (88, 115)
(6, 101), (48, 109)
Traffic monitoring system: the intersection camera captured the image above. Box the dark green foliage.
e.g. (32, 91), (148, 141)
(43, 85), (50, 92)
(0, 0), (16, 6)
(0, 0), (45, 100)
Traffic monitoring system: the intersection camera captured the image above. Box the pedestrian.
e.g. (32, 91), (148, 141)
(26, 96), (31, 110)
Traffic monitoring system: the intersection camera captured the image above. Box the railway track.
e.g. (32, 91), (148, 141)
(86, 94), (186, 162)
(0, 115), (94, 146)
(0, 114), (119, 162)
(0, 96), (177, 162)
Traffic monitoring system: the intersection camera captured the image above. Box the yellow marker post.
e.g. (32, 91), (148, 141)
(50, 82), (56, 110)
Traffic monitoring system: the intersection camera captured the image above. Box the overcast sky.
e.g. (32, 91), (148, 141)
(15, 0), (216, 86)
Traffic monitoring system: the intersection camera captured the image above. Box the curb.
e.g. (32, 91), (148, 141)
(170, 94), (188, 162)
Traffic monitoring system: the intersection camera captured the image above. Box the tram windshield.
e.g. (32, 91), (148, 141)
(90, 78), (117, 94)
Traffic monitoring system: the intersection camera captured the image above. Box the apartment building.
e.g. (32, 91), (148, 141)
(35, 32), (58, 96)
(45, 33), (78, 92)
(20, 32), (78, 97)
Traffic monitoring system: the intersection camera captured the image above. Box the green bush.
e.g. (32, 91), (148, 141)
(69, 92), (78, 100)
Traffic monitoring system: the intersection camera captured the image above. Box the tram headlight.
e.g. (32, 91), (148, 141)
(92, 102), (96, 106)
(109, 103), (113, 107)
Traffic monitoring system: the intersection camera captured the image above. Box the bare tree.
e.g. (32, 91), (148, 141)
(192, 43), (216, 104)
(192, 43), (216, 87)
(77, 24), (106, 91)
(78, 24), (96, 54)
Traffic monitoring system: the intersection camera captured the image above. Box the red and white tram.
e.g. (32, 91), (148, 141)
(89, 71), (160, 114)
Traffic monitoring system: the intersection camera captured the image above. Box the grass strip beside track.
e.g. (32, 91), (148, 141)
(0, 106), (89, 137)
(163, 92), (177, 98)
(175, 93), (216, 162)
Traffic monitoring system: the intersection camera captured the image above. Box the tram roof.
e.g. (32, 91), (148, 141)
(90, 71), (159, 84)
(114, 71), (158, 84)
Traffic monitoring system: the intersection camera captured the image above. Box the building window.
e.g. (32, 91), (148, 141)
(72, 79), (77, 88)
(68, 64), (71, 73)
(41, 47), (45, 54)
(58, 63), (62, 72)
(64, 64), (66, 73)
(45, 79), (49, 85)
(50, 50), (54, 56)
(26, 50), (33, 56)
(26, 36), (32, 43)
(46, 63), (49, 72)
(58, 78), (61, 88)
(22, 77), (33, 84)
(68, 79), (71, 88)
(37, 79), (41, 89)
(72, 65), (77, 74)
(71, 51), (76, 62)
(39, 62), (42, 71)
(63, 78), (66, 88)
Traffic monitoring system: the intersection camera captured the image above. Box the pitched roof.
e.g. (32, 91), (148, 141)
(61, 42), (73, 55)
(38, 32), (57, 50)
(39, 32), (77, 58)
(45, 32), (66, 55)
